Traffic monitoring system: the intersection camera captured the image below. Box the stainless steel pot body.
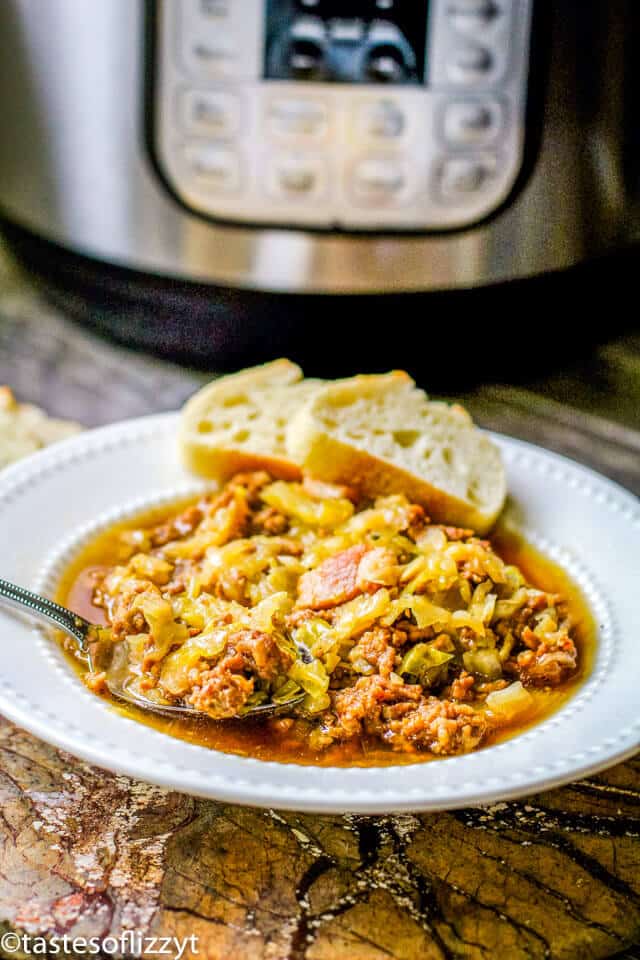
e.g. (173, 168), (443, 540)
(0, 1), (633, 294)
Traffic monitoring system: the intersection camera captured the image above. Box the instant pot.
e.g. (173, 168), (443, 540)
(0, 1), (637, 369)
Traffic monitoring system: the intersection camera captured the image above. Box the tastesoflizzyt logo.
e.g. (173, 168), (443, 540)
(0, 931), (199, 957)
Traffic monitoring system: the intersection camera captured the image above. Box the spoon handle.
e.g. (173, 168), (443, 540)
(0, 577), (91, 648)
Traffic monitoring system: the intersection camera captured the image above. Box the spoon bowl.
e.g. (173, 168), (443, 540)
(0, 577), (304, 720)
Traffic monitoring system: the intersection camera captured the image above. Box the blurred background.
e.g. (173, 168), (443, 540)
(0, 0), (638, 466)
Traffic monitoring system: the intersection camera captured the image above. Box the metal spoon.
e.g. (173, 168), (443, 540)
(0, 577), (304, 719)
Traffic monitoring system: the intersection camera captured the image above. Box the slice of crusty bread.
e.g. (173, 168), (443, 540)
(0, 386), (81, 471)
(180, 359), (323, 480)
(286, 372), (506, 533)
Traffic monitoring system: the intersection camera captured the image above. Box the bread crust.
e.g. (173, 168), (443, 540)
(287, 373), (505, 534)
(289, 428), (497, 532)
(182, 445), (302, 482)
(181, 364), (505, 533)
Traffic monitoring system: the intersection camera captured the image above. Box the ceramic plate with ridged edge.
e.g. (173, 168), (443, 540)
(0, 413), (637, 814)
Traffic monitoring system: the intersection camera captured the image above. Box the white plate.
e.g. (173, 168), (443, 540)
(0, 413), (638, 814)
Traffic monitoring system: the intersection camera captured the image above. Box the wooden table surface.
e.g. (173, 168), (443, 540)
(0, 242), (639, 960)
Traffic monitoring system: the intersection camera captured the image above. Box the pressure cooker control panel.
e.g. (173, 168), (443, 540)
(153, 0), (534, 231)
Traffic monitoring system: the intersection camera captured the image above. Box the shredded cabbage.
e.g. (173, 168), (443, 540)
(462, 649), (502, 679)
(131, 589), (187, 661)
(288, 657), (330, 698)
(399, 643), (453, 687)
(249, 591), (293, 632)
(332, 589), (391, 642)
(262, 481), (354, 528)
(160, 629), (228, 695)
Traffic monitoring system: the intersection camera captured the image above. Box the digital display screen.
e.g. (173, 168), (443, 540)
(264, 0), (428, 85)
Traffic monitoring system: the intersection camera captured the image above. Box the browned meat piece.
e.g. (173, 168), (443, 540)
(150, 504), (203, 547)
(186, 630), (292, 718)
(349, 627), (398, 678)
(521, 626), (539, 649)
(189, 670), (254, 718)
(475, 678), (509, 695)
(152, 487), (251, 556)
(494, 596), (560, 645)
(329, 675), (488, 755)
(406, 503), (428, 539)
(149, 524), (175, 548)
(107, 578), (153, 639)
(284, 607), (318, 630)
(297, 544), (370, 610)
(266, 536), (304, 557)
(230, 471), (273, 506)
(330, 676), (423, 740)
(393, 620), (437, 644)
(233, 630), (293, 681)
(165, 575), (187, 596)
(302, 476), (358, 503)
(528, 594), (550, 613)
(455, 537), (494, 583)
(438, 525), (475, 541)
(250, 505), (289, 535)
(85, 671), (107, 693)
(431, 632), (456, 652)
(384, 698), (488, 754)
(447, 671), (475, 702)
(173, 505), (204, 537)
(510, 637), (577, 687)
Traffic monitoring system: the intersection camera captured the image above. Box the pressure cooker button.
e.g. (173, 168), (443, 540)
(197, 0), (232, 17)
(288, 37), (326, 79)
(352, 158), (407, 202)
(270, 153), (324, 197)
(181, 90), (240, 138)
(185, 39), (237, 77)
(269, 99), (328, 138)
(448, 45), (494, 83)
(359, 100), (406, 139)
(442, 100), (502, 145)
(447, 1), (501, 34)
(365, 44), (409, 84)
(184, 144), (241, 191)
(438, 156), (496, 198)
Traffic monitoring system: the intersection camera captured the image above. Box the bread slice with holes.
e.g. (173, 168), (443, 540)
(180, 359), (323, 480)
(286, 371), (506, 533)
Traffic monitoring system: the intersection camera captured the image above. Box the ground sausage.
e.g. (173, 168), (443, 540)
(328, 676), (488, 755)
(510, 638), (577, 687)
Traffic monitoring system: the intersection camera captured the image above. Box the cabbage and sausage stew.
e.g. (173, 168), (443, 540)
(59, 471), (592, 766)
